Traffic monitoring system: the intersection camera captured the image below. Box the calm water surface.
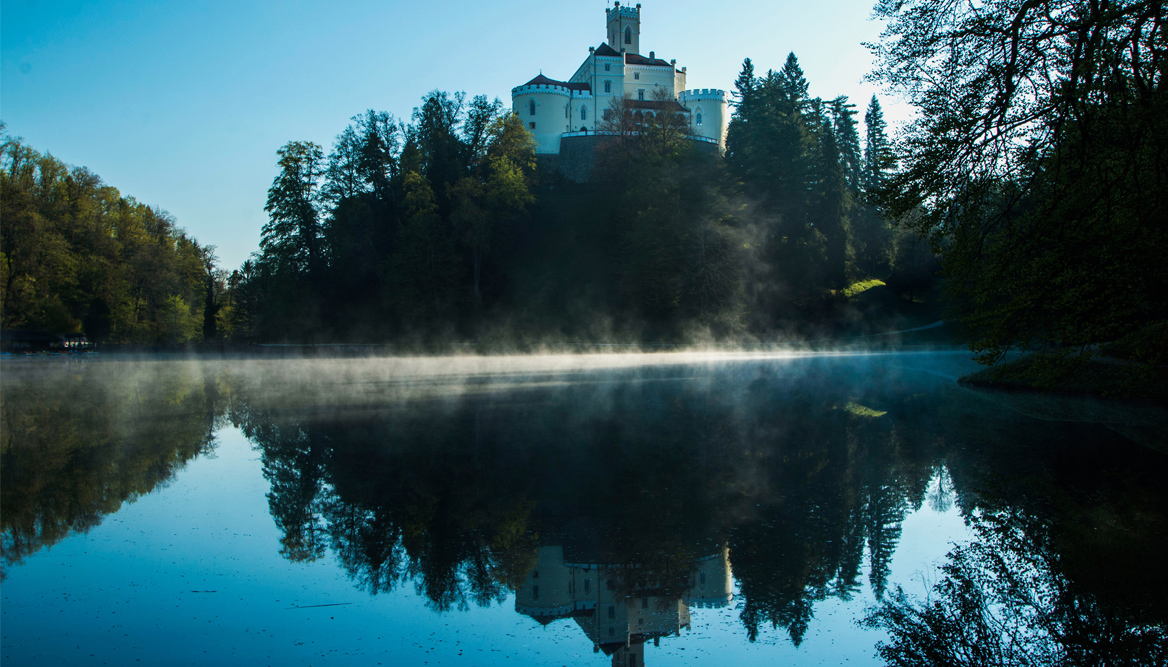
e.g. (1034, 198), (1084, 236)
(2, 352), (1166, 665)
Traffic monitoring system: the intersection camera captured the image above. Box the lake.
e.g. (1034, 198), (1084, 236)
(2, 352), (1166, 665)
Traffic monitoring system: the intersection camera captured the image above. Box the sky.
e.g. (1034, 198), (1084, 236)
(2, 0), (907, 270)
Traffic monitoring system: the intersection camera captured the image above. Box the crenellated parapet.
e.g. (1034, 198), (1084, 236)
(605, 3), (641, 20)
(516, 4), (730, 159)
(512, 83), (594, 100)
(678, 88), (729, 103)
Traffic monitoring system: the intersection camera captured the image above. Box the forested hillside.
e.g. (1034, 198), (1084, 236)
(2, 53), (938, 348)
(232, 56), (932, 345)
(1, 126), (221, 344)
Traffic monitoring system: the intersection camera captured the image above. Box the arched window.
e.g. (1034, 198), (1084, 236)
(624, 27), (631, 44)
(529, 100), (536, 116)
(696, 112), (703, 126)
(581, 106), (588, 121)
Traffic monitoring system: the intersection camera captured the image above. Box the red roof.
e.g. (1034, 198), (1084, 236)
(628, 99), (690, 113)
(625, 53), (672, 67)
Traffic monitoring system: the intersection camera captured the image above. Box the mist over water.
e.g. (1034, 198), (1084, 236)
(2, 352), (1165, 665)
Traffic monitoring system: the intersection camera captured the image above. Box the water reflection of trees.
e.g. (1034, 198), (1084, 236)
(1, 361), (227, 577)
(870, 414), (1168, 664)
(6, 357), (1164, 658)
(231, 362), (963, 643)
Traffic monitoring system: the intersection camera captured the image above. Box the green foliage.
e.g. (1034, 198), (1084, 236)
(593, 98), (746, 336)
(870, 0), (1168, 374)
(262, 140), (326, 278)
(725, 54), (920, 324)
(233, 77), (935, 343)
(842, 279), (886, 299)
(0, 126), (212, 343)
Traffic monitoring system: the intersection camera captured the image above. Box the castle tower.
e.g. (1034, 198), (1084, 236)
(606, 2), (641, 54)
(678, 88), (731, 151)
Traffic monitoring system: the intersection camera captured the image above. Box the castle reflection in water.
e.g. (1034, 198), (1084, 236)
(516, 545), (732, 666)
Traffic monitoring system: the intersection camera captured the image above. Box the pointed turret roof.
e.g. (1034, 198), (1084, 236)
(594, 42), (621, 57)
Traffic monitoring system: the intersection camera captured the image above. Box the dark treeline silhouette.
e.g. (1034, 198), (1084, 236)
(223, 57), (935, 346)
(2, 55), (938, 348)
(869, 0), (1168, 384)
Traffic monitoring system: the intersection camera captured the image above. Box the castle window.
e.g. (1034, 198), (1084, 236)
(638, 90), (644, 101)
(605, 63), (611, 72)
(604, 80), (611, 93)
(581, 106), (588, 121)
(529, 100), (536, 116)
(608, 605), (616, 619)
(584, 579), (591, 593)
(634, 72), (640, 80)
(624, 27), (631, 44)
(532, 585), (539, 600)
(696, 112), (703, 126)
(529, 122), (535, 130)
(603, 109), (613, 120)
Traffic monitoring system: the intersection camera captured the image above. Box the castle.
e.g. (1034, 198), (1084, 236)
(512, 3), (729, 158)
(514, 544), (733, 666)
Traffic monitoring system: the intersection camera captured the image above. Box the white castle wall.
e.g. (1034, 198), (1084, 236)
(679, 88), (730, 150)
(512, 83), (595, 154)
(515, 4), (732, 157)
(625, 62), (675, 100)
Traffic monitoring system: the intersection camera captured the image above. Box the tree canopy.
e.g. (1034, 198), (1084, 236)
(1, 126), (220, 344)
(869, 0), (1167, 374)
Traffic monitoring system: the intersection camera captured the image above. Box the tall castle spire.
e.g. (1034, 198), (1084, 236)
(606, 2), (641, 55)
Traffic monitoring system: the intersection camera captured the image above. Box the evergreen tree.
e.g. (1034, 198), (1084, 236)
(862, 96), (894, 195)
(808, 99), (851, 289)
(830, 96), (863, 193)
(262, 141), (326, 279)
(779, 53), (810, 102)
(200, 245), (219, 342)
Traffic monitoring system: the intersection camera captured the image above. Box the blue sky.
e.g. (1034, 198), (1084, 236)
(2, 0), (904, 270)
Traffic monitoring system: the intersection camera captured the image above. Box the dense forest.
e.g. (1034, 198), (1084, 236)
(224, 55), (933, 346)
(0, 54), (932, 348)
(5, 0), (1163, 378)
(869, 0), (1167, 379)
(0, 124), (222, 344)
